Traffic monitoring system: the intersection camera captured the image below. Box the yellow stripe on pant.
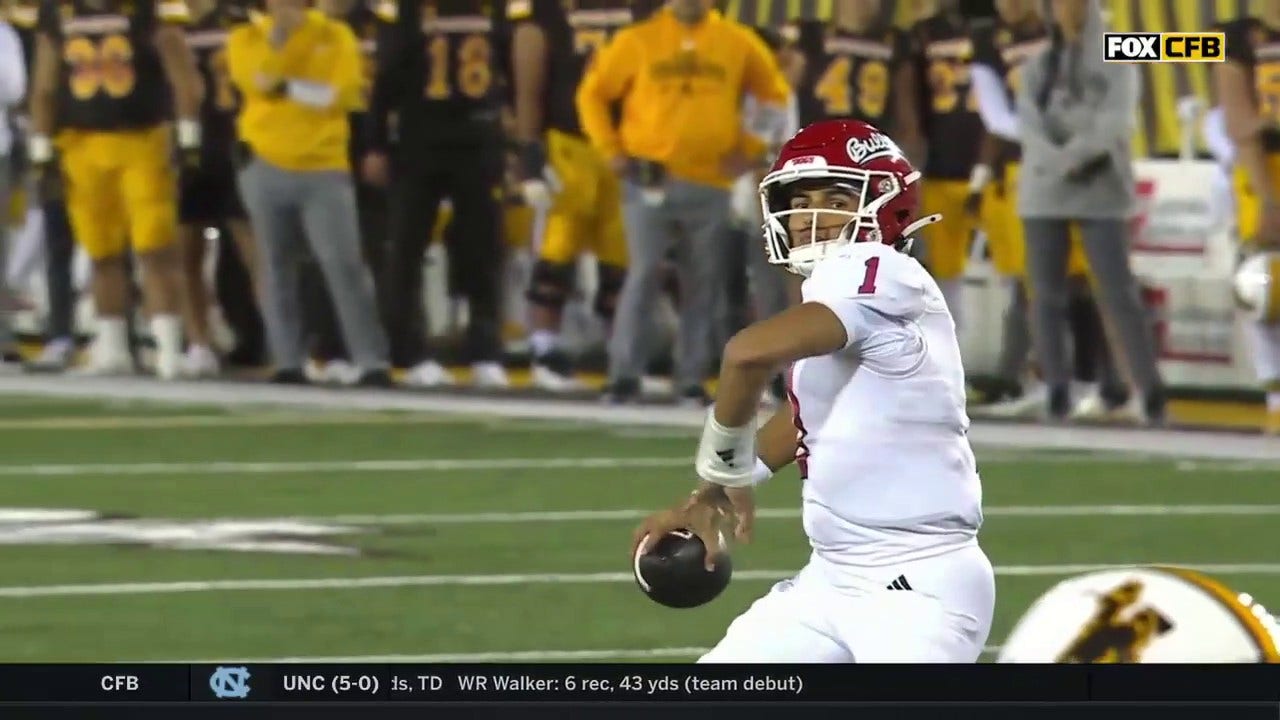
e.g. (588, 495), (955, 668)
(982, 163), (1090, 279)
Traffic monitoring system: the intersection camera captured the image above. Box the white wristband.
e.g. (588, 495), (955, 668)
(968, 163), (993, 193)
(694, 408), (758, 488)
(28, 134), (52, 164)
(176, 119), (201, 149)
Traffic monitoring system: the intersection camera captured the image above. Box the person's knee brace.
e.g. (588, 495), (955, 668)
(525, 259), (574, 311)
(594, 263), (626, 321)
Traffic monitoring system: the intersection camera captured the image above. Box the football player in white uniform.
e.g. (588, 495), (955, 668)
(998, 566), (1280, 662)
(632, 119), (994, 663)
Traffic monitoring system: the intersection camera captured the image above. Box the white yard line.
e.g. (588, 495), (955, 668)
(3, 564), (1278, 599)
(2, 375), (1277, 460)
(0, 412), (474, 431)
(0, 457), (691, 477)
(310, 505), (1280, 526)
(1, 454), (1278, 477)
(173, 645), (1006, 664)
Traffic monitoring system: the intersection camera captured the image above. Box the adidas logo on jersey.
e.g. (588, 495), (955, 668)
(886, 575), (913, 591)
(846, 133), (901, 165)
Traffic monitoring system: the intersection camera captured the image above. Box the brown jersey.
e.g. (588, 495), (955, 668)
(791, 19), (910, 133)
(912, 11), (983, 180)
(970, 15), (1048, 167)
(186, 0), (247, 160)
(1222, 17), (1280, 154)
(39, 0), (188, 131)
(507, 0), (633, 138)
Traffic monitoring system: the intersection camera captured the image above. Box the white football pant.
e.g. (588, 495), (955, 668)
(698, 544), (995, 663)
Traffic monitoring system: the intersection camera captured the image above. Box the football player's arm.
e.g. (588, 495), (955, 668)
(511, 21), (547, 144)
(575, 29), (638, 162)
(0, 23), (25, 109)
(755, 403), (797, 473)
(365, 15), (402, 152)
(694, 300), (846, 494)
(1202, 106), (1234, 167)
(971, 63), (1017, 141)
(778, 22), (805, 89)
(27, 29), (58, 160)
(712, 303), (849, 429)
(737, 28), (790, 161)
(1217, 59), (1273, 203)
(154, 24), (203, 144)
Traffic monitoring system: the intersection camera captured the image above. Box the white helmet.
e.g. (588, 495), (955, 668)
(997, 566), (1280, 663)
(1233, 252), (1280, 324)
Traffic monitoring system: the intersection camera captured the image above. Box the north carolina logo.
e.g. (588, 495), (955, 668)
(846, 134), (901, 164)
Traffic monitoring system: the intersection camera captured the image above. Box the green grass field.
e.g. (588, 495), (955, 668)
(0, 391), (1277, 663)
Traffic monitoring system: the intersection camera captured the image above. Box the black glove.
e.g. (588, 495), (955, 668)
(630, 158), (667, 188)
(1066, 153), (1111, 183)
(515, 140), (548, 183)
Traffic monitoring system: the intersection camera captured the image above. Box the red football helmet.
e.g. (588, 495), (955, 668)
(759, 119), (938, 276)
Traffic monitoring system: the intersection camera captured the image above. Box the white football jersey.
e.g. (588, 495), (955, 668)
(790, 241), (983, 568)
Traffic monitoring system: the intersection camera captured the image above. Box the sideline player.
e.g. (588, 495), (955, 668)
(508, 0), (632, 391)
(179, 0), (256, 377)
(911, 0), (982, 329)
(1217, 9), (1280, 434)
(788, 0), (921, 160)
(28, 0), (203, 378)
(366, 0), (510, 389)
(633, 119), (993, 663)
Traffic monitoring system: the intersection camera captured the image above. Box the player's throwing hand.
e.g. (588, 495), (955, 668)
(631, 485), (735, 572)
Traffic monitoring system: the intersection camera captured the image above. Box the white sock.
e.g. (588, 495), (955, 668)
(1268, 391), (1280, 413)
(150, 314), (183, 359)
(938, 278), (963, 331)
(95, 316), (129, 358)
(529, 329), (559, 358)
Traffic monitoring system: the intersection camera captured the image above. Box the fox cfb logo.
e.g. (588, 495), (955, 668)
(1103, 32), (1225, 63)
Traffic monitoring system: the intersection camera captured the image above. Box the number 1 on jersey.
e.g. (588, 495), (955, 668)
(857, 256), (880, 294)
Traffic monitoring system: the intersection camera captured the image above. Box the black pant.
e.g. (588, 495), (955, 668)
(213, 225), (266, 366)
(42, 199), (75, 340)
(382, 141), (504, 367)
(303, 179), (389, 362)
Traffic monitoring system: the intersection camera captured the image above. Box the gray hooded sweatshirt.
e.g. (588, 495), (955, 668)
(1016, 0), (1139, 220)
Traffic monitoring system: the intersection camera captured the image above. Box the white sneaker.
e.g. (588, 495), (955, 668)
(977, 383), (1048, 419)
(154, 349), (182, 381)
(531, 363), (584, 392)
(182, 345), (221, 379)
(471, 361), (510, 389)
(403, 360), (456, 388)
(639, 375), (671, 397)
(304, 359), (327, 383)
(209, 307), (238, 354)
(29, 337), (76, 372)
(75, 349), (133, 376)
(320, 359), (361, 386)
(1070, 391), (1143, 424)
